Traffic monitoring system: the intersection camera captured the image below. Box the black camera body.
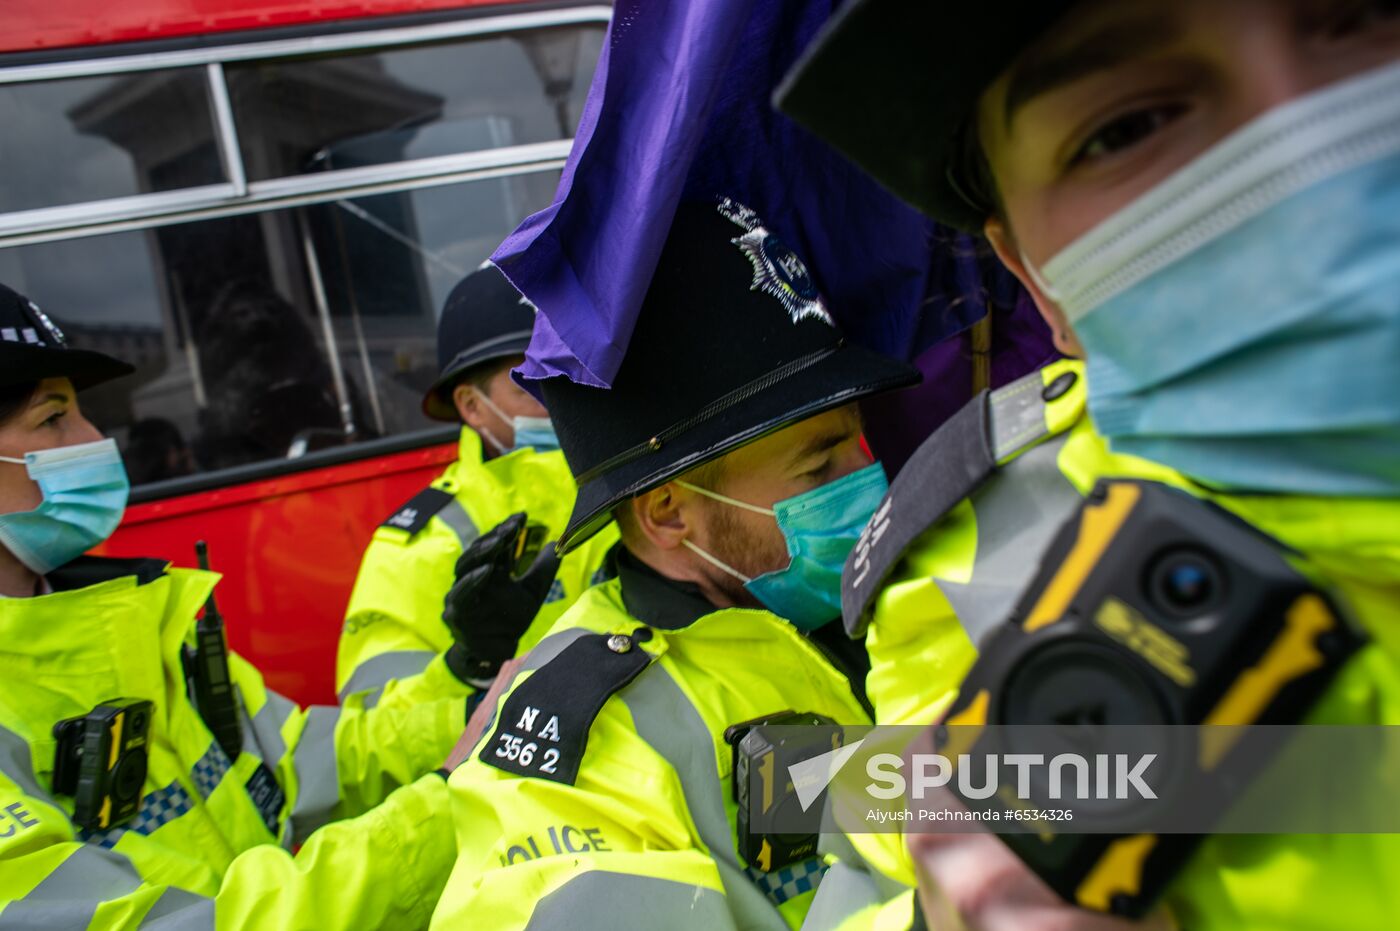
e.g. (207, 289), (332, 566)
(52, 698), (154, 831)
(728, 710), (839, 873)
(939, 480), (1363, 917)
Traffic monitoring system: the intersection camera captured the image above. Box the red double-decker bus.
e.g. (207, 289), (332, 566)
(0, 0), (608, 704)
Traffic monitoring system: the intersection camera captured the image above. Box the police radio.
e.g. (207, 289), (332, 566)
(190, 540), (242, 760)
(52, 698), (153, 830)
(935, 479), (1363, 918)
(728, 710), (839, 873)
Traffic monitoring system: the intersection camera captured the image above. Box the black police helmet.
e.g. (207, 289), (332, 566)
(775, 0), (1075, 232)
(0, 283), (134, 392)
(544, 196), (921, 554)
(423, 264), (536, 421)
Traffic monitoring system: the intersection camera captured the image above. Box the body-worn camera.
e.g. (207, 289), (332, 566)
(728, 711), (839, 873)
(936, 480), (1362, 917)
(52, 698), (154, 830)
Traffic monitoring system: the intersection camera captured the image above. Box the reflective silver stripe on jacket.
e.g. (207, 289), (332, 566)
(137, 887), (216, 929)
(622, 663), (792, 931)
(523, 869), (733, 931)
(0, 722), (45, 800)
(0, 844), (146, 930)
(435, 497), (479, 550)
(288, 706), (341, 844)
(337, 649), (436, 707)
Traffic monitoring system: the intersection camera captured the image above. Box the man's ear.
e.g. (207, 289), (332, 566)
(984, 217), (1084, 357)
(629, 482), (694, 551)
(452, 383), (482, 429)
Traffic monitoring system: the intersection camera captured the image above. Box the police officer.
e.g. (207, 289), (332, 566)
(0, 284), (457, 927)
(779, 2), (1400, 929)
(338, 264), (617, 708)
(427, 197), (919, 930)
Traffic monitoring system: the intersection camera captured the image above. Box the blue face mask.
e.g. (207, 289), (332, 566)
(474, 390), (560, 454)
(1025, 59), (1400, 498)
(679, 461), (889, 630)
(0, 438), (130, 575)
(511, 416), (561, 453)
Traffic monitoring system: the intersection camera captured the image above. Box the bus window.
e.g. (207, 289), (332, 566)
(227, 25), (603, 180)
(0, 170), (561, 484)
(0, 69), (225, 214)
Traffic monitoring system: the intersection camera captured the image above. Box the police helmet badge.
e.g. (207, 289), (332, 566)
(27, 300), (67, 346)
(717, 198), (835, 327)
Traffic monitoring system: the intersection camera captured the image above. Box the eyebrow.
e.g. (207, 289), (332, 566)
(28, 392), (69, 409)
(784, 426), (856, 472)
(1002, 16), (1184, 130)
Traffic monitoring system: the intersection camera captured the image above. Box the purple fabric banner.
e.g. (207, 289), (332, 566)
(493, 0), (1056, 460)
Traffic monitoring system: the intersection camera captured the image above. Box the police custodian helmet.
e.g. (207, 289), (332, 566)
(0, 283), (133, 391)
(423, 264), (538, 421)
(544, 196), (921, 553)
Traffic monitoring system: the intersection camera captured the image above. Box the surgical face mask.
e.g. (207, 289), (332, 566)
(473, 388), (559, 454)
(0, 438), (130, 575)
(1023, 59), (1400, 498)
(678, 461), (888, 630)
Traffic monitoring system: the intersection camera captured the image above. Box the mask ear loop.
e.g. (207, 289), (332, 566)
(674, 480), (776, 516)
(681, 539), (753, 584)
(471, 388), (514, 455)
(1018, 248), (1066, 307)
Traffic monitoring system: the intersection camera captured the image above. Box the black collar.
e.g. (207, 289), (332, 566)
(614, 546), (719, 631)
(611, 544), (871, 711)
(48, 555), (169, 593)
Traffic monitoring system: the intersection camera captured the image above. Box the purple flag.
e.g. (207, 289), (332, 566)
(494, 0), (1055, 463)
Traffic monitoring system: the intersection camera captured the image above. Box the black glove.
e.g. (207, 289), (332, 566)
(443, 512), (561, 686)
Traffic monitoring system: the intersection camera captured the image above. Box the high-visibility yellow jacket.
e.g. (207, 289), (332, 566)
(429, 551), (871, 931)
(819, 360), (1400, 930)
(337, 428), (617, 702)
(0, 557), (459, 929)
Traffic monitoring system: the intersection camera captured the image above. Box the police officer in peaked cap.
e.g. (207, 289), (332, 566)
(428, 196), (920, 929)
(0, 281), (474, 926)
(779, 2), (1400, 930)
(340, 263), (618, 717)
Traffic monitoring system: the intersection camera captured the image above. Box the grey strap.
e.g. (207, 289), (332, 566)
(842, 391), (996, 637)
(842, 369), (1058, 638)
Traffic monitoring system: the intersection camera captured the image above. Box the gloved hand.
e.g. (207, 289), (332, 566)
(443, 512), (561, 686)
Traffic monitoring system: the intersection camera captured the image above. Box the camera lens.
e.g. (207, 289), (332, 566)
(1148, 549), (1223, 618)
(128, 710), (146, 734)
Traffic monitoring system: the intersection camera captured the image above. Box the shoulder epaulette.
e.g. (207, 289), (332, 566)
(379, 486), (455, 536)
(480, 631), (654, 785)
(841, 367), (1079, 637)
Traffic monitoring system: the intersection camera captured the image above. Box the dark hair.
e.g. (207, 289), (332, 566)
(948, 115), (1005, 223)
(0, 382), (37, 427)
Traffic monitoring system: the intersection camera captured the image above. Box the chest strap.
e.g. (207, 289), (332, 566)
(842, 368), (1063, 637)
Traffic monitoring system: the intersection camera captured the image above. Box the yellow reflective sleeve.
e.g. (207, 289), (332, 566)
(338, 520), (463, 696)
(212, 774), (453, 931)
(227, 652), (464, 843)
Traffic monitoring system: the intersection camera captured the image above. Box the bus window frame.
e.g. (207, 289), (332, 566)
(0, 3), (609, 243)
